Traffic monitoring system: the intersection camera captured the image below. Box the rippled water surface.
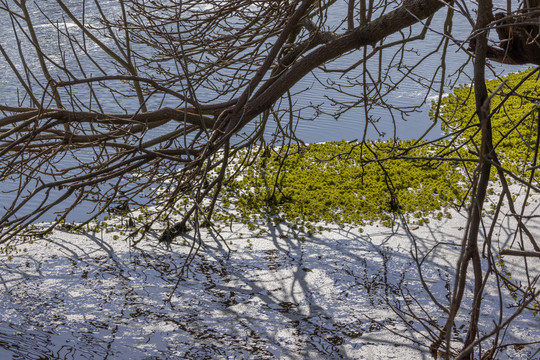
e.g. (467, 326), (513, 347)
(0, 1), (522, 142)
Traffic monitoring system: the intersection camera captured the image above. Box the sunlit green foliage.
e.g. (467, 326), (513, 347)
(18, 71), (537, 245)
(213, 69), (539, 230)
(218, 140), (466, 228)
(437, 67), (540, 176)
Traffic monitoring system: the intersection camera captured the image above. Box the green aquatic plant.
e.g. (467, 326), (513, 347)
(436, 67), (540, 177)
(211, 70), (539, 231)
(217, 139), (467, 228)
(437, 69), (540, 319)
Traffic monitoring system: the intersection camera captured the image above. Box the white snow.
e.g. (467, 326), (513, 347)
(0, 189), (539, 359)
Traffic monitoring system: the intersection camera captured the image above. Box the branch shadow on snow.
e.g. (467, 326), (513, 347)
(0, 209), (538, 359)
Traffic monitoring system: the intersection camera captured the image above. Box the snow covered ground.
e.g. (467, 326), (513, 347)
(0, 195), (539, 359)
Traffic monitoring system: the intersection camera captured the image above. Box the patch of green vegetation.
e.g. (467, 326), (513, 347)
(432, 69), (540, 315)
(435, 67), (540, 177)
(213, 69), (539, 232)
(217, 139), (466, 228)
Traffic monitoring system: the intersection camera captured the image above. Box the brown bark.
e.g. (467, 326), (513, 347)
(486, 3), (540, 65)
(241, 0), (448, 129)
(430, 0), (495, 358)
